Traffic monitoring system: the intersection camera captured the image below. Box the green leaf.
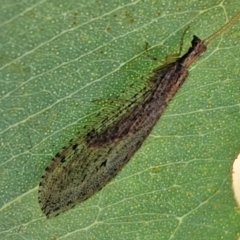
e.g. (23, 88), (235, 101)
(1, 0), (240, 239)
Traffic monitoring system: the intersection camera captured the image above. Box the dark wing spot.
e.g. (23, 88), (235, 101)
(55, 152), (61, 158)
(100, 160), (107, 168)
(72, 143), (78, 150)
(61, 156), (66, 163)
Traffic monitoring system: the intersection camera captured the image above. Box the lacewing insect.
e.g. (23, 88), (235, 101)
(38, 11), (240, 218)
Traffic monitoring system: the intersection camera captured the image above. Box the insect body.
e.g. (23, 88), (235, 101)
(38, 11), (240, 218)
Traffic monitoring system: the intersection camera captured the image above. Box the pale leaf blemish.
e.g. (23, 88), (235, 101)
(232, 153), (240, 207)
